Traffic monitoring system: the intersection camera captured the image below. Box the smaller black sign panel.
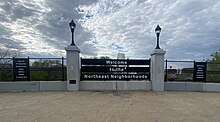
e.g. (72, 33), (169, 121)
(69, 80), (76, 84)
(193, 62), (206, 81)
(13, 58), (30, 81)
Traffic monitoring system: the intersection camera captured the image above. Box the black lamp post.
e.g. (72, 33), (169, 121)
(155, 25), (161, 49)
(69, 20), (76, 46)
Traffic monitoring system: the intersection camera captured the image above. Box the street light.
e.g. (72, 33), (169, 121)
(69, 19), (76, 46)
(155, 25), (161, 49)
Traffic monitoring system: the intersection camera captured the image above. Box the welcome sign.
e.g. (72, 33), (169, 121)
(81, 59), (150, 80)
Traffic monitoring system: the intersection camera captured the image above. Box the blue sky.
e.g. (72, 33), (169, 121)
(0, 0), (219, 61)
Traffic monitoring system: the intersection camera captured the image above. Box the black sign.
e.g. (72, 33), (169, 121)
(69, 80), (76, 84)
(193, 62), (206, 82)
(81, 59), (150, 80)
(13, 58), (30, 81)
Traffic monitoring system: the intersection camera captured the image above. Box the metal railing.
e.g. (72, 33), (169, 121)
(206, 62), (220, 83)
(1, 57), (219, 83)
(0, 58), (14, 81)
(0, 57), (67, 81)
(164, 60), (194, 82)
(164, 60), (220, 83)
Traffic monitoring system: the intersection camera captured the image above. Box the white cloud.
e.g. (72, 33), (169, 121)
(0, 0), (97, 57)
(0, 0), (56, 56)
(78, 0), (220, 60)
(0, 0), (219, 61)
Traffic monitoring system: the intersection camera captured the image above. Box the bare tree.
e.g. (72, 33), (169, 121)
(0, 47), (21, 64)
(100, 56), (110, 59)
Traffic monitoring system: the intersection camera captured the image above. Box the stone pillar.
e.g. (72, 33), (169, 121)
(65, 45), (80, 91)
(151, 49), (166, 91)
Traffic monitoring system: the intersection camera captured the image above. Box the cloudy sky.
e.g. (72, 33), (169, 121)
(0, 0), (219, 61)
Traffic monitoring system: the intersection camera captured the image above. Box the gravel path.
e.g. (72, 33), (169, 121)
(0, 91), (219, 122)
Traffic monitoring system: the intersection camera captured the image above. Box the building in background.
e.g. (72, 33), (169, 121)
(117, 53), (126, 74)
(117, 53), (125, 59)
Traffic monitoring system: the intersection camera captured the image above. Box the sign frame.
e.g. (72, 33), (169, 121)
(13, 58), (30, 81)
(193, 62), (207, 82)
(81, 58), (150, 81)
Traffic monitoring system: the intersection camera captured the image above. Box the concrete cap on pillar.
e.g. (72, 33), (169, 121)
(65, 45), (81, 52)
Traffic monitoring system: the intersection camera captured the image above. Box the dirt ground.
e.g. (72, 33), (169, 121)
(0, 91), (219, 122)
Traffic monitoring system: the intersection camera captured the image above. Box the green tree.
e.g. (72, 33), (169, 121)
(32, 60), (61, 68)
(207, 50), (220, 82)
(207, 50), (220, 70)
(31, 60), (65, 81)
(208, 50), (220, 63)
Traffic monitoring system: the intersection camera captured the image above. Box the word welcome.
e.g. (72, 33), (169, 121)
(106, 60), (127, 65)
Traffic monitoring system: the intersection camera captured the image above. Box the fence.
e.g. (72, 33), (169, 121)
(0, 57), (67, 81)
(1, 58), (220, 83)
(0, 58), (13, 81)
(206, 62), (220, 83)
(165, 60), (220, 83)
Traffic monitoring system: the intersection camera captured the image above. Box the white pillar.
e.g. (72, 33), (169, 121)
(65, 45), (80, 91)
(151, 49), (166, 91)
